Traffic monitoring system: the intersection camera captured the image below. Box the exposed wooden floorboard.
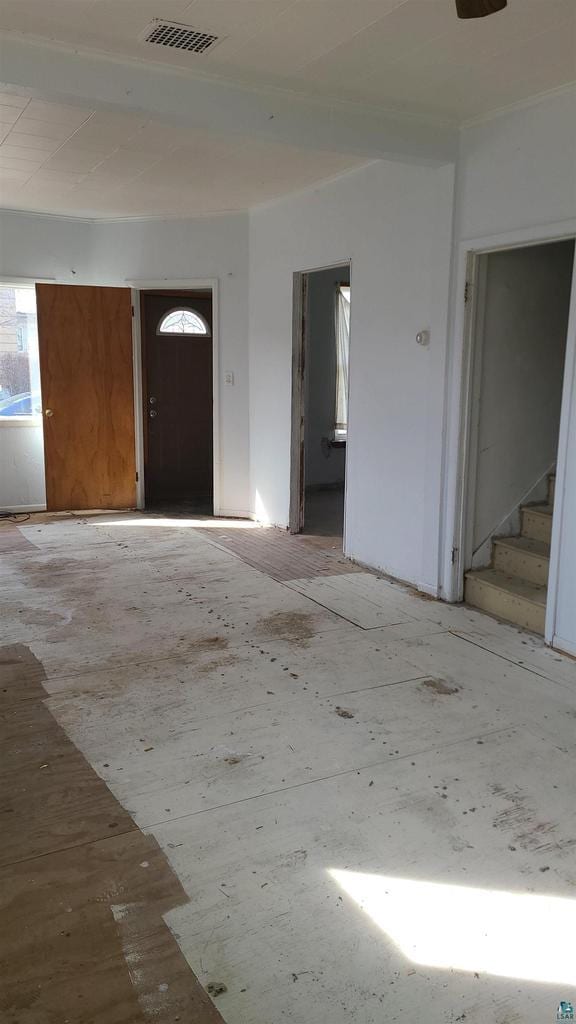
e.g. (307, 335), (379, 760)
(195, 521), (361, 581)
(0, 644), (224, 1024)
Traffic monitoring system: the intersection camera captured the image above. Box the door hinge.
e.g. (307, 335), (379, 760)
(451, 546), (458, 565)
(131, 304), (135, 317)
(464, 281), (472, 305)
(135, 472), (139, 482)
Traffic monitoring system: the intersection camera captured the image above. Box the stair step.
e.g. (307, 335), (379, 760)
(493, 535), (551, 585)
(465, 567), (546, 635)
(549, 472), (556, 506)
(521, 503), (553, 543)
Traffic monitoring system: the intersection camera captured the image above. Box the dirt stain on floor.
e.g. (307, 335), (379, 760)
(190, 636), (229, 653)
(19, 607), (71, 627)
(257, 611), (317, 643)
(421, 678), (460, 696)
(195, 654), (240, 677)
(335, 707), (355, 719)
(0, 643), (224, 1024)
(16, 557), (108, 589)
(489, 782), (576, 855)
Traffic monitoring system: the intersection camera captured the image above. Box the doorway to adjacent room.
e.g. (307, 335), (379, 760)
(290, 263), (351, 547)
(461, 238), (575, 634)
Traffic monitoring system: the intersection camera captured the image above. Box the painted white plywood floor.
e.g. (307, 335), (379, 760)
(4, 511), (576, 1024)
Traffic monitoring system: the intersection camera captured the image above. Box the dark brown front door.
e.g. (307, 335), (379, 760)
(142, 292), (213, 509)
(36, 284), (136, 512)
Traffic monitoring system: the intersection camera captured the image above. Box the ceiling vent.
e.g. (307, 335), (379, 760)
(141, 20), (221, 54)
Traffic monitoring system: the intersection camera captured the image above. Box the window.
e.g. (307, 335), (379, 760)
(334, 284), (350, 440)
(0, 286), (41, 419)
(157, 308), (210, 336)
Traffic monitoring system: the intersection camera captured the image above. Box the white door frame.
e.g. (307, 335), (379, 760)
(126, 278), (220, 514)
(289, 259), (352, 552)
(442, 219), (576, 647)
(547, 248), (576, 649)
(289, 270), (308, 535)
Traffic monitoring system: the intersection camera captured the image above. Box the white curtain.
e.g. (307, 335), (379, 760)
(335, 285), (350, 435)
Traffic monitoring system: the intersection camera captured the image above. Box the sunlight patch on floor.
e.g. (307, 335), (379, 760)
(329, 869), (576, 987)
(92, 517), (263, 530)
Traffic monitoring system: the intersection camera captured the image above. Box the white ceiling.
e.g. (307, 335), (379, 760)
(0, 89), (369, 218)
(0, 0), (574, 121)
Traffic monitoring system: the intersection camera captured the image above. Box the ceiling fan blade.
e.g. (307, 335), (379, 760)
(456, 0), (507, 18)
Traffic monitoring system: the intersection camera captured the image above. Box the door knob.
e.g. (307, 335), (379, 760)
(45, 409), (54, 417)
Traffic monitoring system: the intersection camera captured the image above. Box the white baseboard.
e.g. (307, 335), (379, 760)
(0, 503), (46, 514)
(344, 550), (441, 599)
(416, 581), (440, 598)
(552, 634), (576, 659)
(216, 509), (289, 527)
(215, 508), (255, 521)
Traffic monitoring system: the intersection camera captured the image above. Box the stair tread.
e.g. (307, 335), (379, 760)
(465, 568), (547, 606)
(493, 535), (551, 559)
(522, 502), (553, 518)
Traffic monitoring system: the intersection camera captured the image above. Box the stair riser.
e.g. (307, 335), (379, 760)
(549, 476), (556, 506)
(465, 576), (545, 634)
(493, 544), (550, 586)
(522, 509), (552, 544)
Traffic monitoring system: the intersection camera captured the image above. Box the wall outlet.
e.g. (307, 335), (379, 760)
(224, 371), (234, 386)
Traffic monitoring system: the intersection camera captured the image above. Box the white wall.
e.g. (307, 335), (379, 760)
(456, 87), (576, 243)
(0, 421), (45, 510)
(304, 266), (348, 489)
(0, 210), (250, 515)
(249, 159), (455, 591)
(0, 212), (93, 281)
(472, 241), (574, 562)
(443, 85), (576, 653)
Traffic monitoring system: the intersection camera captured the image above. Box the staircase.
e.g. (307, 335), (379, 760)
(464, 473), (555, 635)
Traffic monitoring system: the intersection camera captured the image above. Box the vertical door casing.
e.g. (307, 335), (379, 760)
(289, 272), (307, 534)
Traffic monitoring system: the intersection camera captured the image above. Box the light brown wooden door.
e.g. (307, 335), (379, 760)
(36, 284), (136, 511)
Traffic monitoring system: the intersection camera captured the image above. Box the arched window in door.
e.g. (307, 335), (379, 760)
(157, 308), (211, 336)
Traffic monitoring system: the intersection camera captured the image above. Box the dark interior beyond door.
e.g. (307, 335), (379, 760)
(142, 291), (213, 511)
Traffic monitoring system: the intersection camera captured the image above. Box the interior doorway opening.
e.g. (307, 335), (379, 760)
(290, 263), (350, 547)
(141, 290), (214, 514)
(462, 238), (575, 635)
